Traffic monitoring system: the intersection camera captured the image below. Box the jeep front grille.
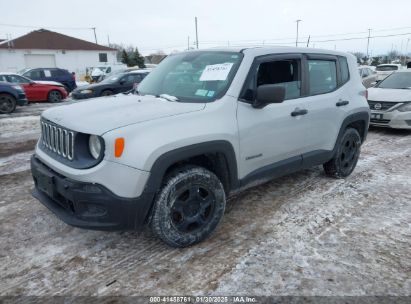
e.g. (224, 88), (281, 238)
(41, 120), (74, 160)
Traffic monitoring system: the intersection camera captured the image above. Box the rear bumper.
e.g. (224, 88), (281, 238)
(31, 155), (154, 231)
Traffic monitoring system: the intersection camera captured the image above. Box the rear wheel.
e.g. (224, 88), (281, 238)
(100, 90), (113, 97)
(151, 166), (226, 247)
(0, 93), (17, 114)
(323, 128), (361, 178)
(48, 90), (62, 103)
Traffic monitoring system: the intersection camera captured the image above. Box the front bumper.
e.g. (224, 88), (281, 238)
(370, 110), (411, 129)
(31, 156), (153, 231)
(70, 91), (95, 100)
(17, 92), (28, 106)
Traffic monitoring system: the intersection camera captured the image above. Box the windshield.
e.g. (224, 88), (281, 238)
(377, 72), (411, 89)
(137, 51), (243, 102)
(101, 74), (122, 83)
(376, 65), (398, 71)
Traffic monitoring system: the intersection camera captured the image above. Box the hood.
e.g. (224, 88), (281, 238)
(42, 94), (206, 135)
(368, 88), (411, 102)
(73, 82), (107, 91)
(35, 80), (64, 86)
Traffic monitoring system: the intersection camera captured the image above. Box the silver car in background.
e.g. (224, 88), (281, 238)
(367, 70), (411, 129)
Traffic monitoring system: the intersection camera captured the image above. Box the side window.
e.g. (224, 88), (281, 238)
(44, 70), (52, 78)
(242, 59), (301, 101)
(0, 75), (7, 82)
(125, 74), (141, 84)
(338, 56), (350, 84)
(50, 69), (64, 77)
(308, 60), (337, 95)
(26, 70), (43, 79)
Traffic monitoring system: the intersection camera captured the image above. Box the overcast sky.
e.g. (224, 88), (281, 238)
(1, 0), (410, 56)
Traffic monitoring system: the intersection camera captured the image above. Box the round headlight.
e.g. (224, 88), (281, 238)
(89, 135), (102, 159)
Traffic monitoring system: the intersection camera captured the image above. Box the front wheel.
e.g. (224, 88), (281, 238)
(0, 93), (17, 114)
(47, 90), (63, 103)
(323, 128), (361, 178)
(151, 166), (226, 247)
(100, 90), (113, 97)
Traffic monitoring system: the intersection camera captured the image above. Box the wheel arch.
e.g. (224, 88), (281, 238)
(334, 111), (370, 151)
(146, 140), (239, 195)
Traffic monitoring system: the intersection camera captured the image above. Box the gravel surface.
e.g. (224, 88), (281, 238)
(0, 107), (410, 297)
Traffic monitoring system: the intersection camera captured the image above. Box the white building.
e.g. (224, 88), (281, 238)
(0, 29), (120, 77)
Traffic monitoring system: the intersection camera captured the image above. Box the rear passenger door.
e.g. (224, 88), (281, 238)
(302, 55), (350, 154)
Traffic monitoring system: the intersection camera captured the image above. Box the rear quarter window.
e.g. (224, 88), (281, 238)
(338, 56), (350, 85)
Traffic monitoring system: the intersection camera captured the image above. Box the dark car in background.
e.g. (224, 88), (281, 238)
(71, 70), (149, 100)
(0, 81), (28, 114)
(19, 68), (77, 92)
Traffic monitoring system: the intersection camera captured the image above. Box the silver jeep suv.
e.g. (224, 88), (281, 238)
(31, 47), (370, 247)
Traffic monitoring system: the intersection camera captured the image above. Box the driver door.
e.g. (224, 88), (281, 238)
(237, 54), (311, 180)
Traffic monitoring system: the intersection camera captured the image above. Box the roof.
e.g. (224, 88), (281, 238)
(181, 46), (351, 57)
(0, 29), (116, 51)
(377, 63), (402, 67)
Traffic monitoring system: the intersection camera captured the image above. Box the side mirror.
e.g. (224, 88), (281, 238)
(29, 81), (35, 85)
(253, 84), (285, 109)
(119, 80), (126, 85)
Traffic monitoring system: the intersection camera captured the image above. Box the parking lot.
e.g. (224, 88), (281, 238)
(0, 102), (410, 296)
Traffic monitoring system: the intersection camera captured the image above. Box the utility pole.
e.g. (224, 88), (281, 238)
(187, 36), (190, 50)
(295, 19), (302, 47)
(366, 28), (371, 59)
(107, 34), (110, 46)
(195, 17), (199, 49)
(306, 35), (310, 47)
(92, 27), (97, 44)
(405, 38), (410, 66)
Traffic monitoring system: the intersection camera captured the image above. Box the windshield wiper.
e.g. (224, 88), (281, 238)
(156, 94), (179, 102)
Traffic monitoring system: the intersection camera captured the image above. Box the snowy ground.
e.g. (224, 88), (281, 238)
(0, 105), (410, 297)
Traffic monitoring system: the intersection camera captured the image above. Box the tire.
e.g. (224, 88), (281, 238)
(323, 128), (361, 178)
(151, 166), (226, 247)
(0, 93), (17, 114)
(47, 90), (63, 103)
(100, 90), (113, 97)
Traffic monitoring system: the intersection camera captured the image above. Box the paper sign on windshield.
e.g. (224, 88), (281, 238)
(199, 63), (234, 81)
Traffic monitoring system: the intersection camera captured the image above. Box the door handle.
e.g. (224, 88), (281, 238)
(336, 100), (349, 107)
(291, 108), (308, 117)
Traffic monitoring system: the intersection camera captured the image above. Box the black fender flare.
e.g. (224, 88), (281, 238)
(334, 111), (370, 149)
(137, 140), (239, 226)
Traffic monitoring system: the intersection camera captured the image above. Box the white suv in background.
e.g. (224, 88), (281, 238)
(31, 47), (370, 247)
